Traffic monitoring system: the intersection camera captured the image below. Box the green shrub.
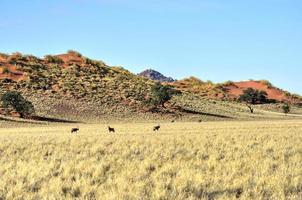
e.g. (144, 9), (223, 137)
(2, 67), (10, 74)
(223, 80), (234, 86)
(238, 88), (268, 113)
(1, 91), (35, 118)
(260, 80), (273, 88)
(206, 80), (214, 85)
(239, 88), (268, 104)
(44, 55), (64, 64)
(149, 82), (180, 108)
(67, 50), (82, 57)
(284, 92), (291, 97)
(7, 52), (23, 64)
(0, 53), (8, 59)
(282, 104), (290, 114)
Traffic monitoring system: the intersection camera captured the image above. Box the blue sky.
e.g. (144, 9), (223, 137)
(1, 0), (301, 94)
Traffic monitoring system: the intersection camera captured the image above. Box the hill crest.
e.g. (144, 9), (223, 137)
(138, 69), (174, 82)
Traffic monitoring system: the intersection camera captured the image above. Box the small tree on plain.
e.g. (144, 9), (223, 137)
(238, 88), (268, 113)
(282, 104), (290, 114)
(1, 91), (35, 118)
(150, 82), (179, 108)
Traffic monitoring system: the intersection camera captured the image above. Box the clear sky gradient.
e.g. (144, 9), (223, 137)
(1, 0), (301, 94)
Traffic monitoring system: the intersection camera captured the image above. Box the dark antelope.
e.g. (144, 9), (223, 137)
(71, 128), (79, 133)
(153, 125), (160, 132)
(108, 126), (115, 133)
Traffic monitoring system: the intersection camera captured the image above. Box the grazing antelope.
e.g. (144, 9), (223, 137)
(153, 125), (160, 132)
(108, 126), (115, 133)
(71, 128), (79, 133)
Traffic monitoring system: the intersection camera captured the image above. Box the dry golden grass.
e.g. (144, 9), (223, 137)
(0, 121), (301, 200)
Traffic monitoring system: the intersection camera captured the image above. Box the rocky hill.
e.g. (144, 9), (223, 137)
(138, 69), (174, 82)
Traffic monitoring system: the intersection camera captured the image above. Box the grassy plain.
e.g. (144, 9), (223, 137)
(0, 121), (301, 200)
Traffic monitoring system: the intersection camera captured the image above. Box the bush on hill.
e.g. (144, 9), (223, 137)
(1, 91), (35, 118)
(2, 67), (10, 74)
(67, 50), (82, 57)
(149, 82), (180, 108)
(238, 88), (268, 113)
(282, 104), (290, 114)
(44, 55), (64, 64)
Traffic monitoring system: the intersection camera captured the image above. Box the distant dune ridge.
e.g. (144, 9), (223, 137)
(0, 51), (301, 121)
(168, 77), (302, 104)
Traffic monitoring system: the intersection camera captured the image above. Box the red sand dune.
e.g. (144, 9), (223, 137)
(0, 63), (27, 82)
(170, 78), (299, 103)
(224, 81), (287, 101)
(56, 52), (84, 67)
(0, 51), (85, 82)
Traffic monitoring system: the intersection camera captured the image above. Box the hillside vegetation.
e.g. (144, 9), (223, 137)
(0, 51), (153, 104)
(1, 51), (302, 122)
(169, 77), (302, 104)
(0, 51), (156, 121)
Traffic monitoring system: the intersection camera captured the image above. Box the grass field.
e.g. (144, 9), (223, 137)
(0, 121), (301, 200)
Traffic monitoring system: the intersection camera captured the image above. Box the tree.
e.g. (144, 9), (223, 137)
(282, 104), (290, 114)
(150, 82), (179, 108)
(1, 91), (35, 118)
(238, 88), (268, 113)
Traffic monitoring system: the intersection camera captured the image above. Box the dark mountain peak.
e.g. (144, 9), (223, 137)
(138, 69), (175, 82)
